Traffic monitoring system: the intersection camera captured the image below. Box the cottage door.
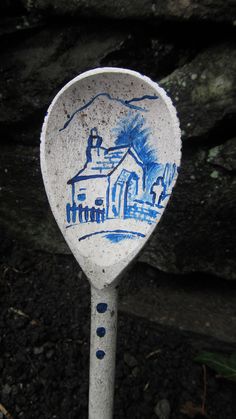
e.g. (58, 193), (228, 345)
(124, 174), (138, 216)
(112, 183), (123, 218)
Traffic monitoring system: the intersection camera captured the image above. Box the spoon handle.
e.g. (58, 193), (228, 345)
(89, 284), (118, 419)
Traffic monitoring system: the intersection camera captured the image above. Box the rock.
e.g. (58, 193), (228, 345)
(11, 385), (18, 397)
(139, 143), (236, 280)
(2, 383), (12, 396)
(0, 145), (66, 254)
(22, 0), (236, 23)
(0, 14), (43, 38)
(207, 138), (236, 172)
(0, 141), (235, 280)
(33, 346), (44, 355)
(101, 35), (195, 84)
(131, 366), (140, 377)
(120, 267), (236, 343)
(45, 349), (54, 359)
(154, 399), (171, 419)
(124, 353), (138, 368)
(0, 25), (128, 144)
(0, 0), (23, 14)
(2, 36), (235, 146)
(0, 22), (196, 146)
(160, 44), (236, 140)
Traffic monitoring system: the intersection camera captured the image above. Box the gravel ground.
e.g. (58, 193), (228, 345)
(0, 238), (236, 419)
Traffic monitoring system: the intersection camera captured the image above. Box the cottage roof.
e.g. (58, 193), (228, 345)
(68, 145), (143, 184)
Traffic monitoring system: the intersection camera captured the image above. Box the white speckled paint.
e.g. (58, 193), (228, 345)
(40, 67), (181, 419)
(89, 285), (118, 419)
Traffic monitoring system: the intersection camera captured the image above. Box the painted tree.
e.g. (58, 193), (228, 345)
(113, 113), (157, 165)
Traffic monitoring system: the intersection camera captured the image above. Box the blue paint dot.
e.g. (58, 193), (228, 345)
(96, 350), (105, 359)
(96, 327), (106, 337)
(77, 193), (86, 201)
(95, 198), (103, 206)
(96, 303), (108, 313)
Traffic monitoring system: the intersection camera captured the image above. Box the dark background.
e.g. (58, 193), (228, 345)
(0, 1), (236, 418)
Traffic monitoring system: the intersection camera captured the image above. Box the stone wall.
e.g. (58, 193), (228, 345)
(1, 1), (236, 279)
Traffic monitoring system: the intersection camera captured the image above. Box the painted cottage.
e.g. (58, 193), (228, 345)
(66, 128), (145, 224)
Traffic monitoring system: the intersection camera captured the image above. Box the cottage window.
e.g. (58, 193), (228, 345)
(77, 193), (86, 201)
(95, 198), (103, 206)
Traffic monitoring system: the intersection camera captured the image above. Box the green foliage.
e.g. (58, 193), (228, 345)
(195, 351), (236, 382)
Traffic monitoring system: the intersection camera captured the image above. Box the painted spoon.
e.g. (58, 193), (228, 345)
(40, 67), (181, 419)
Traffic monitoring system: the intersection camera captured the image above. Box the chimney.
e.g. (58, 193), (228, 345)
(90, 128), (97, 146)
(86, 128), (103, 162)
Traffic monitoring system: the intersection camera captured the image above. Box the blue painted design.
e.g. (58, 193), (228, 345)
(96, 327), (106, 337)
(66, 223), (78, 229)
(113, 113), (155, 165)
(150, 163), (177, 208)
(105, 233), (137, 243)
(78, 230), (145, 242)
(59, 93), (158, 131)
(96, 350), (105, 359)
(95, 198), (103, 206)
(96, 303), (108, 313)
(66, 202), (105, 224)
(65, 93), (178, 241)
(77, 193), (86, 201)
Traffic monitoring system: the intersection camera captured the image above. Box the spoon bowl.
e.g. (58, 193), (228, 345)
(41, 67), (181, 290)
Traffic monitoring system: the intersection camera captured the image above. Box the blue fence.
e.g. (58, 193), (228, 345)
(66, 203), (105, 224)
(125, 203), (158, 223)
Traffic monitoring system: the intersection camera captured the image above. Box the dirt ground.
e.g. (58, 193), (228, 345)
(0, 236), (236, 419)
